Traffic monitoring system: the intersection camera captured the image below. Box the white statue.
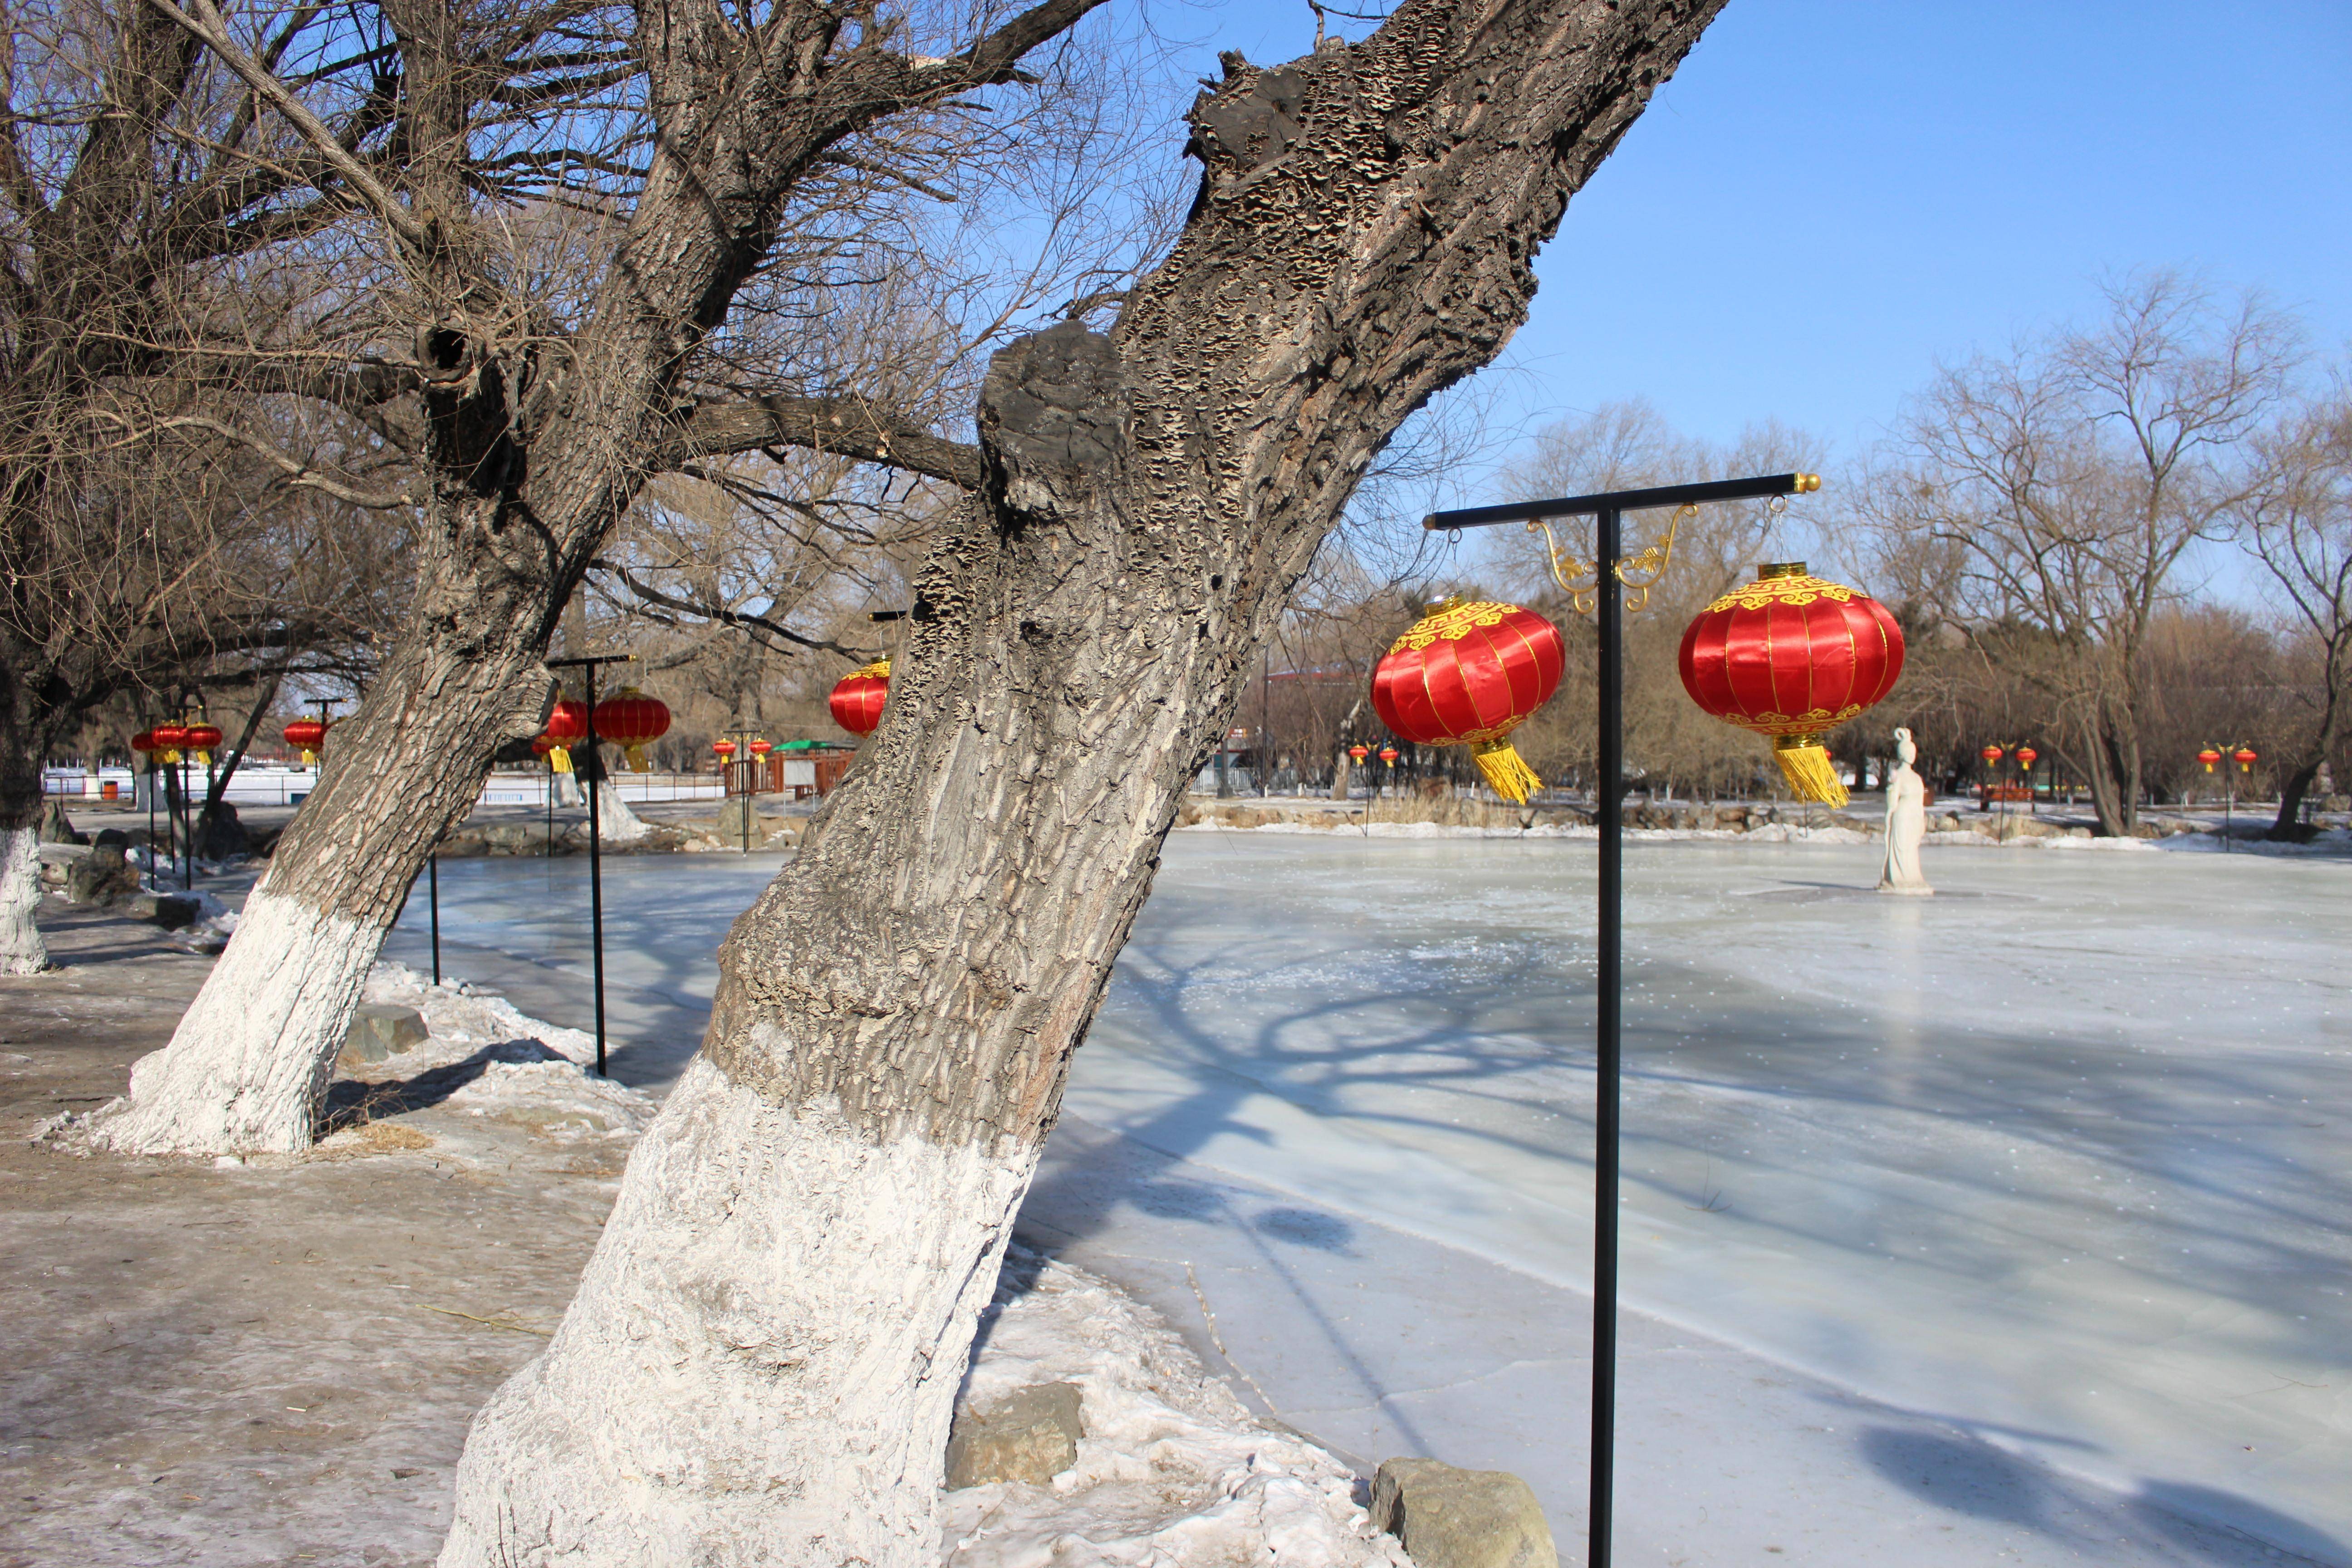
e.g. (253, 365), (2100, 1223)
(1879, 727), (1933, 896)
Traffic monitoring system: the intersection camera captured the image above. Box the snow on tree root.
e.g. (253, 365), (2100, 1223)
(945, 1245), (1412, 1568)
(80, 888), (381, 1155)
(439, 1058), (1029, 1568)
(0, 825), (53, 974)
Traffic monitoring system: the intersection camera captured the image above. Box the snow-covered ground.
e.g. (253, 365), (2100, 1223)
(383, 830), (2352, 1564)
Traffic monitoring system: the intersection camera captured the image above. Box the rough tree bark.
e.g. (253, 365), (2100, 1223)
(85, 0), (1107, 1155)
(438, 3), (1724, 1563)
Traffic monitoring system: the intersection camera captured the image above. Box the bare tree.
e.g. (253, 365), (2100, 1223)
(2238, 385), (2352, 835)
(84, 0), (1124, 1155)
(1855, 275), (2300, 835)
(431, 3), (1726, 1560)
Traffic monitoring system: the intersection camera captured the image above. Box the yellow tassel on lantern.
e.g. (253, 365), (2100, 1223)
(299, 749), (316, 766)
(1470, 739), (1544, 804)
(547, 746), (573, 774)
(625, 745), (650, 772)
(1773, 735), (1848, 807)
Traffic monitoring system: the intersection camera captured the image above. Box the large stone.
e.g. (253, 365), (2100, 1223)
(66, 846), (140, 906)
(1371, 1458), (1557, 1568)
(37, 799), (84, 845)
(124, 892), (201, 929)
(339, 1004), (429, 1067)
(943, 1382), (1083, 1488)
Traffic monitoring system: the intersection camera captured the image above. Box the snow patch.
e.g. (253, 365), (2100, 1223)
(364, 961), (600, 1069)
(945, 1245), (1409, 1568)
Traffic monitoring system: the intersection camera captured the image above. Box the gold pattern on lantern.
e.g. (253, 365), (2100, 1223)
(1387, 601), (1514, 653)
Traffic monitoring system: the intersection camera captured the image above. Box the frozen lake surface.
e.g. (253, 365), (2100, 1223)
(386, 830), (2350, 1555)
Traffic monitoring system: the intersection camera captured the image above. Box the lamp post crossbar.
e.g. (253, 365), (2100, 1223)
(1420, 473), (1817, 531)
(1422, 471), (1817, 1568)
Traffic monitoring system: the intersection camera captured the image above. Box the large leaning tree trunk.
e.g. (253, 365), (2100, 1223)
(439, 2), (1725, 1563)
(83, 0), (1106, 1156)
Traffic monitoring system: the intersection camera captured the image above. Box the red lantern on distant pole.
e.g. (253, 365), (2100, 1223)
(283, 718), (326, 766)
(2014, 745), (2037, 771)
(1348, 744), (1369, 764)
(542, 698), (589, 774)
(1378, 745), (1400, 765)
(711, 740), (737, 765)
(1678, 563), (1905, 807)
(591, 687), (671, 773)
(2196, 747), (2221, 774)
(2233, 746), (2257, 773)
(1980, 744), (2003, 765)
(150, 720), (189, 764)
(1370, 599), (1565, 803)
(828, 659), (890, 738)
(181, 722), (223, 766)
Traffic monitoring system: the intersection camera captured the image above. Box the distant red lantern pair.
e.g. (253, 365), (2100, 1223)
(1347, 743), (1370, 764)
(1370, 600), (1565, 803)
(1981, 744), (2004, 765)
(2196, 748), (2223, 774)
(829, 659), (890, 738)
(2016, 745), (2038, 771)
(1677, 563), (1905, 807)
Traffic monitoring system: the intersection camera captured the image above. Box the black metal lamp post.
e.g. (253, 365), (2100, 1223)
(549, 652), (636, 1075)
(1423, 471), (1820, 1568)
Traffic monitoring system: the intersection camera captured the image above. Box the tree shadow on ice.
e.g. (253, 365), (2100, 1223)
(1859, 1425), (2347, 1566)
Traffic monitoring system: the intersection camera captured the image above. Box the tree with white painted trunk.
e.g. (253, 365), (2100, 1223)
(438, 2), (1725, 1562)
(83, 0), (1116, 1155)
(0, 0), (389, 975)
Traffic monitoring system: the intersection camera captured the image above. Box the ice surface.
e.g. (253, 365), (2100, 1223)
(1063, 834), (2351, 1553)
(385, 832), (2352, 1558)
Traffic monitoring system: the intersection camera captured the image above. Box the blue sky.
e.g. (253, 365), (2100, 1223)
(1179, 1), (2352, 477)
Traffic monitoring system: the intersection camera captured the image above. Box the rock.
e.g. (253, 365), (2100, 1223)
(196, 801), (248, 859)
(1370, 1458), (1557, 1568)
(943, 1381), (1084, 1488)
(37, 799), (84, 845)
(66, 846), (140, 906)
(91, 827), (129, 849)
(339, 1004), (428, 1067)
(124, 892), (201, 929)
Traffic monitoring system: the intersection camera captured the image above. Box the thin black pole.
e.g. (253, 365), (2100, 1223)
(146, 758), (157, 891)
(1590, 505), (1623, 1568)
(428, 849), (441, 986)
(584, 661), (607, 1076)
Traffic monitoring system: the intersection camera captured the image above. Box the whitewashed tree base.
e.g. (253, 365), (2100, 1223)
(0, 826), (52, 974)
(439, 1059), (1028, 1568)
(82, 889), (382, 1154)
(593, 781), (652, 845)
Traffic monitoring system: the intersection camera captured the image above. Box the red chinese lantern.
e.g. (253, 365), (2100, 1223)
(829, 658), (890, 738)
(1369, 600), (1564, 803)
(748, 739), (773, 760)
(2015, 745), (2037, 771)
(540, 697), (588, 774)
(284, 718), (326, 766)
(592, 687), (671, 773)
(1678, 562), (1905, 806)
(130, 729), (155, 756)
(2196, 747), (2221, 774)
(1348, 743), (1370, 764)
(1378, 745), (1401, 765)
(2234, 747), (2257, 772)
(1980, 744), (2004, 765)
(150, 720), (188, 763)
(712, 740), (737, 764)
